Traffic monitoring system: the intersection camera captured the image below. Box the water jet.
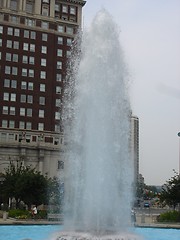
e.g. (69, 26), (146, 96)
(60, 9), (139, 240)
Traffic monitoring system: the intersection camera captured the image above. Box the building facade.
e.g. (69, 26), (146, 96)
(131, 115), (140, 185)
(0, 0), (86, 178)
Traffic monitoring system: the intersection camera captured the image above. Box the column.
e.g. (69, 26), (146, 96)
(34, 0), (41, 15)
(50, 0), (55, 18)
(6, 0), (10, 8)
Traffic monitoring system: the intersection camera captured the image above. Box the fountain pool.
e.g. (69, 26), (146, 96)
(0, 225), (179, 240)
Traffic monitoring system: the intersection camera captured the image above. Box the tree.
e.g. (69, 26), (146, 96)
(2, 161), (49, 209)
(48, 177), (64, 213)
(160, 171), (180, 210)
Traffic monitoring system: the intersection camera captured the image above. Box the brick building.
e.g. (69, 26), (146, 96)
(0, 0), (86, 178)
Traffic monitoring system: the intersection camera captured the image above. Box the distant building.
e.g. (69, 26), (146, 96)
(0, 0), (86, 178)
(131, 115), (139, 185)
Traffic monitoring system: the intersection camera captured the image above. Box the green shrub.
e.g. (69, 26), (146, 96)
(8, 209), (47, 219)
(157, 211), (180, 222)
(8, 209), (31, 219)
(36, 210), (47, 219)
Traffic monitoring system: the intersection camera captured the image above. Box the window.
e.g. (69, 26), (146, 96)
(24, 30), (29, 38)
(9, 120), (15, 128)
(2, 120), (8, 128)
(19, 121), (25, 129)
(21, 81), (27, 89)
(29, 56), (35, 64)
(10, 107), (15, 115)
(29, 69), (34, 77)
(8, 133), (15, 141)
(67, 38), (72, 46)
(56, 99), (61, 107)
(7, 40), (12, 48)
(42, 0), (49, 3)
(12, 54), (18, 62)
(39, 110), (44, 118)
(10, 15), (19, 23)
(57, 49), (63, 57)
(3, 106), (8, 115)
(12, 67), (18, 75)
(27, 108), (32, 117)
(39, 96), (45, 105)
(55, 4), (60, 11)
(30, 44), (35, 52)
(28, 82), (33, 90)
(66, 51), (71, 57)
(41, 46), (47, 54)
(20, 108), (25, 116)
(23, 55), (28, 64)
(70, 6), (76, 15)
(0, 26), (3, 34)
(20, 94), (26, 103)
(62, 5), (68, 13)
(58, 25), (64, 33)
(58, 36), (63, 44)
(3, 93), (9, 101)
(6, 53), (12, 61)
(13, 41), (19, 49)
(4, 79), (10, 87)
(11, 80), (17, 88)
(0, 39), (2, 47)
(40, 71), (46, 79)
(56, 73), (62, 81)
(23, 43), (29, 51)
(31, 31), (36, 39)
(5, 66), (11, 74)
(10, 0), (18, 10)
(55, 112), (60, 120)
(22, 68), (27, 76)
(7, 27), (13, 35)
(41, 21), (49, 29)
(26, 122), (32, 130)
(14, 28), (20, 36)
(56, 86), (61, 94)
(27, 95), (33, 103)
(38, 123), (44, 131)
(41, 59), (46, 67)
(42, 5), (49, 16)
(55, 124), (60, 132)
(25, 18), (35, 27)
(58, 161), (64, 170)
(57, 61), (62, 69)
(11, 93), (16, 102)
(42, 33), (48, 41)
(67, 27), (73, 35)
(40, 84), (45, 92)
(26, 1), (34, 13)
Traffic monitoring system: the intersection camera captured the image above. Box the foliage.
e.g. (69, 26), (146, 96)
(8, 209), (31, 219)
(159, 170), (180, 209)
(48, 177), (64, 213)
(8, 208), (48, 219)
(37, 209), (47, 219)
(2, 161), (49, 209)
(157, 211), (180, 222)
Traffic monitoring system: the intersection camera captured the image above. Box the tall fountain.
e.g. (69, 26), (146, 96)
(56, 9), (140, 240)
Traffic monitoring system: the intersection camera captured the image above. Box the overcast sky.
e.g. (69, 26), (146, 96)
(82, 0), (180, 185)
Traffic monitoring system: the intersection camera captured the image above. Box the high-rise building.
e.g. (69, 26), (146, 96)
(0, 0), (86, 178)
(131, 115), (140, 185)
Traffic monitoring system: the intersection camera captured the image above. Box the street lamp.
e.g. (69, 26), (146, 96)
(178, 132), (180, 176)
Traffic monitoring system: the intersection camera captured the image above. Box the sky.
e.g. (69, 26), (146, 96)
(82, 0), (180, 185)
